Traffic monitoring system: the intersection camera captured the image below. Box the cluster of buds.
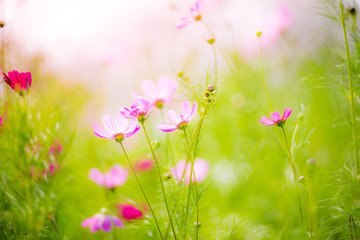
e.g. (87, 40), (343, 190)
(204, 84), (216, 103)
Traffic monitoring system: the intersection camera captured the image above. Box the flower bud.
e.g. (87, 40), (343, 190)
(0, 20), (5, 28)
(207, 38), (215, 44)
(207, 85), (215, 92)
(298, 176), (305, 184)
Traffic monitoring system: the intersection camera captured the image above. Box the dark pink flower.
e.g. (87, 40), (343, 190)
(49, 139), (62, 156)
(134, 158), (155, 172)
(177, 0), (202, 29)
(0, 102), (7, 127)
(259, 107), (293, 127)
(170, 159), (209, 185)
(3, 70), (32, 96)
(117, 203), (144, 221)
(93, 114), (140, 142)
(89, 164), (128, 189)
(140, 76), (178, 109)
(82, 212), (125, 233)
(119, 96), (151, 122)
(157, 101), (198, 132)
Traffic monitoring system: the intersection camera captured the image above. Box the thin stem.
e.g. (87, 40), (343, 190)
(119, 142), (163, 240)
(184, 130), (199, 240)
(192, 102), (210, 158)
(141, 123), (177, 240)
(257, 37), (273, 112)
(340, 0), (359, 176)
(212, 45), (218, 86)
(281, 127), (304, 227)
(305, 185), (312, 237)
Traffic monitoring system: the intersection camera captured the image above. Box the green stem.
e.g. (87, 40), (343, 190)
(141, 123), (177, 240)
(212, 45), (218, 86)
(281, 127), (304, 227)
(257, 37), (273, 112)
(184, 130), (199, 240)
(119, 142), (163, 240)
(340, 0), (359, 176)
(192, 102), (209, 158)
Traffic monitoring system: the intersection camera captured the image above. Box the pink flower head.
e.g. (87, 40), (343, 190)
(89, 164), (128, 189)
(259, 107), (293, 127)
(82, 211), (125, 233)
(177, 0), (202, 29)
(0, 102), (7, 127)
(117, 203), (144, 221)
(141, 76), (178, 109)
(3, 70), (32, 96)
(93, 113), (140, 143)
(119, 96), (151, 123)
(49, 139), (62, 156)
(134, 158), (155, 172)
(157, 100), (198, 132)
(170, 159), (209, 185)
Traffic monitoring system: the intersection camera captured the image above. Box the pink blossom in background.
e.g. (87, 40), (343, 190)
(177, 0), (202, 29)
(140, 76), (178, 109)
(259, 107), (293, 127)
(49, 139), (62, 156)
(117, 203), (144, 221)
(93, 114), (140, 142)
(0, 102), (7, 127)
(82, 212), (125, 233)
(89, 164), (128, 189)
(119, 95), (151, 122)
(157, 100), (198, 132)
(170, 158), (209, 184)
(134, 158), (155, 172)
(43, 162), (59, 179)
(2, 70), (32, 96)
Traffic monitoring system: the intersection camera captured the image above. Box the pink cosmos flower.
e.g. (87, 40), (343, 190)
(259, 107), (293, 127)
(89, 164), (128, 189)
(170, 159), (209, 184)
(117, 203), (144, 221)
(93, 114), (140, 142)
(177, 0), (202, 29)
(82, 212), (125, 233)
(157, 100), (198, 132)
(119, 96), (151, 122)
(134, 158), (155, 172)
(3, 70), (32, 95)
(140, 76), (178, 109)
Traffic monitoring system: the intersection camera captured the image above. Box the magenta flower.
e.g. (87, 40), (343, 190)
(259, 107), (293, 127)
(157, 100), (198, 132)
(140, 76), (178, 109)
(49, 139), (62, 156)
(0, 102), (7, 127)
(134, 158), (155, 172)
(82, 211), (125, 233)
(117, 203), (144, 221)
(89, 164), (128, 189)
(3, 70), (32, 96)
(119, 96), (151, 122)
(93, 114), (140, 142)
(177, 0), (202, 29)
(170, 159), (209, 185)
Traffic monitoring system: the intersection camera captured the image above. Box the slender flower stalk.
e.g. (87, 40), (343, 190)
(339, 0), (359, 176)
(119, 142), (164, 240)
(141, 122), (177, 240)
(257, 32), (273, 112)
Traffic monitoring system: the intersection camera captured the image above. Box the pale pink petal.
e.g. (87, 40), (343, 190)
(93, 123), (114, 139)
(167, 110), (182, 125)
(170, 160), (187, 183)
(193, 159), (209, 183)
(110, 164), (128, 187)
(81, 217), (95, 228)
(141, 80), (157, 100)
(186, 101), (198, 121)
(125, 118), (138, 134)
(102, 115), (116, 135)
(182, 101), (191, 119)
(112, 216), (125, 228)
(157, 76), (177, 102)
(137, 96), (151, 113)
(125, 125), (140, 137)
(89, 168), (105, 186)
(90, 217), (102, 233)
(115, 113), (127, 133)
(270, 112), (281, 122)
(157, 123), (178, 132)
(259, 117), (276, 126)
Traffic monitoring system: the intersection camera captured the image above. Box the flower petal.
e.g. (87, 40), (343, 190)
(112, 216), (125, 228)
(102, 115), (117, 135)
(167, 110), (182, 125)
(141, 80), (157, 100)
(89, 168), (105, 186)
(93, 123), (114, 139)
(259, 117), (276, 126)
(186, 101), (198, 121)
(157, 123), (178, 132)
(102, 216), (112, 232)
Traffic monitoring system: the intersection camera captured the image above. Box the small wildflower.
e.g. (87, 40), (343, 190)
(306, 158), (316, 164)
(3, 70), (32, 96)
(134, 158), (155, 172)
(119, 96), (151, 123)
(170, 158), (209, 184)
(89, 164), (128, 189)
(117, 203), (144, 221)
(177, 0), (202, 29)
(49, 139), (62, 156)
(140, 76), (178, 109)
(207, 85), (215, 92)
(157, 101), (198, 132)
(82, 210), (125, 233)
(258, 107), (293, 127)
(93, 114), (140, 142)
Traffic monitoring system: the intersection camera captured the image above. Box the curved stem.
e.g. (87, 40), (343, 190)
(141, 123), (177, 240)
(257, 37), (273, 112)
(340, 0), (359, 176)
(119, 142), (163, 240)
(281, 127), (304, 227)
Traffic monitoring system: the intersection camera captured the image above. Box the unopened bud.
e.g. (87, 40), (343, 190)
(194, 221), (201, 227)
(177, 70), (184, 77)
(164, 173), (171, 179)
(207, 85), (215, 92)
(207, 38), (215, 44)
(204, 92), (210, 97)
(256, 31), (262, 37)
(348, 7), (356, 15)
(0, 20), (5, 28)
(298, 176), (305, 183)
